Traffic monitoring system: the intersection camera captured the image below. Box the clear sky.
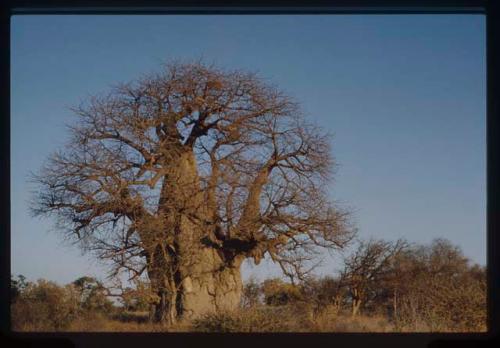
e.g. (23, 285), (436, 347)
(11, 14), (486, 285)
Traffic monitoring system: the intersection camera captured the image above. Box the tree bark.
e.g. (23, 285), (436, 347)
(148, 149), (244, 323)
(146, 244), (178, 325)
(149, 246), (243, 323)
(178, 247), (243, 319)
(352, 299), (361, 317)
(351, 288), (362, 317)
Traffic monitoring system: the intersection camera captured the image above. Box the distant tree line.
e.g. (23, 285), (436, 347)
(11, 238), (486, 332)
(241, 238), (486, 332)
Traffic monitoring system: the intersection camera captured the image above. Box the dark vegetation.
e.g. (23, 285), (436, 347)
(11, 238), (486, 332)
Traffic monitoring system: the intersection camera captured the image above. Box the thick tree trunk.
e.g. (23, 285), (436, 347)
(146, 245), (179, 325)
(179, 248), (243, 319)
(148, 149), (244, 323)
(153, 289), (176, 323)
(149, 247), (243, 323)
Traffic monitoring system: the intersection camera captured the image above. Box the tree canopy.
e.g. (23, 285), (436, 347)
(32, 61), (355, 321)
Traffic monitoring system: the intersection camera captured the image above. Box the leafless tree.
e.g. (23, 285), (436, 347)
(300, 275), (348, 318)
(342, 238), (408, 317)
(388, 239), (485, 331)
(31, 61), (355, 324)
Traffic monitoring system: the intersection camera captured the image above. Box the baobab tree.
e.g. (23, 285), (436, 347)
(32, 61), (354, 324)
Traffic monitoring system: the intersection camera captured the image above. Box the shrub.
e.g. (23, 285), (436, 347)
(300, 276), (348, 319)
(72, 276), (114, 313)
(11, 279), (80, 331)
(241, 277), (261, 308)
(390, 243), (487, 332)
(192, 306), (302, 332)
(261, 278), (303, 306)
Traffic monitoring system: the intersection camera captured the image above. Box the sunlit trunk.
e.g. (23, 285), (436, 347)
(351, 288), (361, 317)
(149, 248), (243, 323)
(148, 149), (243, 323)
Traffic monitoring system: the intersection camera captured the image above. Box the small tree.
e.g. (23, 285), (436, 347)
(342, 239), (408, 317)
(72, 276), (114, 313)
(241, 276), (261, 308)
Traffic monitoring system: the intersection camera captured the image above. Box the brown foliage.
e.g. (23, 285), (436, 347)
(11, 237), (486, 333)
(341, 238), (408, 316)
(389, 240), (486, 332)
(31, 61), (354, 322)
(261, 278), (303, 306)
(11, 279), (80, 331)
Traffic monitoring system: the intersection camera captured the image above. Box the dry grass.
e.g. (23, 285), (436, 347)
(64, 311), (192, 332)
(190, 306), (394, 333)
(13, 305), (394, 333)
(309, 313), (394, 332)
(12, 292), (485, 333)
(11, 238), (486, 333)
(13, 306), (486, 333)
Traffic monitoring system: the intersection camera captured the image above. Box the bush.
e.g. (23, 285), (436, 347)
(390, 244), (487, 332)
(241, 277), (261, 308)
(300, 276), (348, 319)
(11, 279), (80, 331)
(119, 279), (156, 312)
(11, 276), (119, 331)
(72, 276), (114, 313)
(261, 278), (303, 306)
(192, 306), (303, 332)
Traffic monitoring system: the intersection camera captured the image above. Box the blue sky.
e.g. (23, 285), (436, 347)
(11, 15), (486, 284)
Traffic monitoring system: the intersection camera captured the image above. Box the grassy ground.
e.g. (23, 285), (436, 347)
(62, 312), (395, 333)
(14, 308), (396, 332)
(13, 305), (486, 333)
(17, 307), (426, 333)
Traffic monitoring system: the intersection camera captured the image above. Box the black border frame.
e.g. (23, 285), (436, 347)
(1, 1), (498, 347)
